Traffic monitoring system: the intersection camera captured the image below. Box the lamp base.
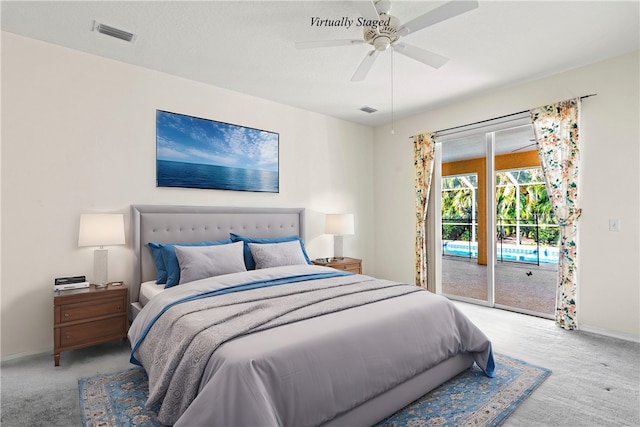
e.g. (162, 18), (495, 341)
(93, 248), (108, 285)
(333, 235), (344, 259)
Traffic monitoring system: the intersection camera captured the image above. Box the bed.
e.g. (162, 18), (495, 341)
(127, 204), (494, 426)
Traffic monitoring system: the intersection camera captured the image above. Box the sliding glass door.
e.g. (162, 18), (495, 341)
(493, 127), (557, 317)
(436, 119), (556, 318)
(440, 134), (488, 303)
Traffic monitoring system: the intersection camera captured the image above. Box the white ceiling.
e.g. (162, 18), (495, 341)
(2, 1), (638, 127)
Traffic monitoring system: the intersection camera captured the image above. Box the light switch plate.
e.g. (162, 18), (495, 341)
(609, 219), (620, 232)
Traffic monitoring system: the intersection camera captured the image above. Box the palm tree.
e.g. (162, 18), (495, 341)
(496, 173), (517, 239)
(525, 183), (558, 245)
(441, 176), (474, 241)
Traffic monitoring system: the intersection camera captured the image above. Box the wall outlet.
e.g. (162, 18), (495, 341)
(609, 219), (620, 232)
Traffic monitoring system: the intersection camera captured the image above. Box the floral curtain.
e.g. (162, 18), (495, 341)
(530, 99), (581, 330)
(414, 133), (436, 290)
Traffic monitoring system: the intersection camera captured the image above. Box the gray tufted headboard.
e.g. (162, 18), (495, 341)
(130, 205), (305, 319)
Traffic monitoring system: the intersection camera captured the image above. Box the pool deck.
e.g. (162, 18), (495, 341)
(442, 256), (557, 315)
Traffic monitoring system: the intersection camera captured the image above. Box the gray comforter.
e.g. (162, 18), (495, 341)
(129, 265), (494, 426)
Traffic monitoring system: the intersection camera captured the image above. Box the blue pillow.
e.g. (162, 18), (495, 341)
(229, 233), (311, 270)
(148, 242), (168, 284)
(160, 239), (232, 288)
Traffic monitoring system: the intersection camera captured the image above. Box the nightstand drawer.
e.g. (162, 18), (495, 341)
(313, 257), (362, 274)
(59, 296), (126, 323)
(59, 317), (127, 347)
(333, 263), (360, 273)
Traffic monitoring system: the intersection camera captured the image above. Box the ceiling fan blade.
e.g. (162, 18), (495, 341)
(393, 43), (449, 69)
(398, 0), (478, 36)
(352, 0), (380, 21)
(351, 50), (379, 81)
(295, 39), (364, 49)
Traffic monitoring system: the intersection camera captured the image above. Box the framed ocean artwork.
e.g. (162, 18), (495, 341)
(156, 110), (279, 193)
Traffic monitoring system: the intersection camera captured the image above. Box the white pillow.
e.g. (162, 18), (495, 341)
(248, 240), (309, 269)
(175, 241), (246, 284)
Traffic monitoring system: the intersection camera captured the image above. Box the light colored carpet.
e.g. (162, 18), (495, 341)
(1, 341), (132, 427)
(455, 301), (640, 427)
(1, 302), (638, 427)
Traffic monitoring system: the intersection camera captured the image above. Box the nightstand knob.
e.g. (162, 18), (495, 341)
(64, 313), (69, 318)
(116, 305), (121, 310)
(65, 335), (70, 340)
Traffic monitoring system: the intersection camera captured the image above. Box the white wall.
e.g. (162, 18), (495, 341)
(0, 32), (374, 358)
(373, 51), (640, 340)
(3, 32), (637, 359)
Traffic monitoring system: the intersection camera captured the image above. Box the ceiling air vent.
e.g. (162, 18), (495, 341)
(93, 21), (136, 43)
(360, 106), (378, 114)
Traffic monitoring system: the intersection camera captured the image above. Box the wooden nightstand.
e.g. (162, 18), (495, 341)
(53, 283), (128, 366)
(313, 257), (362, 274)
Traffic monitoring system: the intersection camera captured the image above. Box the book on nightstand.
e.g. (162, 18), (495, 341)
(54, 276), (90, 291)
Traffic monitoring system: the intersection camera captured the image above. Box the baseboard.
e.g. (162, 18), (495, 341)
(580, 324), (640, 343)
(1, 347), (51, 363)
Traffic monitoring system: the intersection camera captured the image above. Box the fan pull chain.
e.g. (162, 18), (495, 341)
(390, 49), (395, 135)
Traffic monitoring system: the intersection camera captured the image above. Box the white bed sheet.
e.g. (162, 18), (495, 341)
(139, 280), (166, 307)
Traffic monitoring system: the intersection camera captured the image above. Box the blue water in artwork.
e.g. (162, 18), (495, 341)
(157, 160), (278, 193)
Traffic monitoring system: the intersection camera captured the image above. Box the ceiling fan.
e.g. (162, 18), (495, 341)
(295, 0), (478, 81)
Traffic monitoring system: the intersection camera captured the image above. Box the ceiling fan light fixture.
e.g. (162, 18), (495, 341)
(363, 13), (400, 48)
(373, 36), (391, 51)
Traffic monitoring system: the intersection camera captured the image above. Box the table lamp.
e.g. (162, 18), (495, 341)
(78, 213), (125, 287)
(325, 213), (354, 260)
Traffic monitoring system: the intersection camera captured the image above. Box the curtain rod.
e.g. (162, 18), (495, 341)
(409, 94), (597, 139)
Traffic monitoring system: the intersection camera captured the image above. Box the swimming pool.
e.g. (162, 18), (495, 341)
(442, 241), (559, 264)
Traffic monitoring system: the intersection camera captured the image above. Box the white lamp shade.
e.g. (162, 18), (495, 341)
(325, 214), (355, 235)
(78, 214), (125, 247)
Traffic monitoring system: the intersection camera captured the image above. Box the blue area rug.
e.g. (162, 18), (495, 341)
(79, 353), (550, 427)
